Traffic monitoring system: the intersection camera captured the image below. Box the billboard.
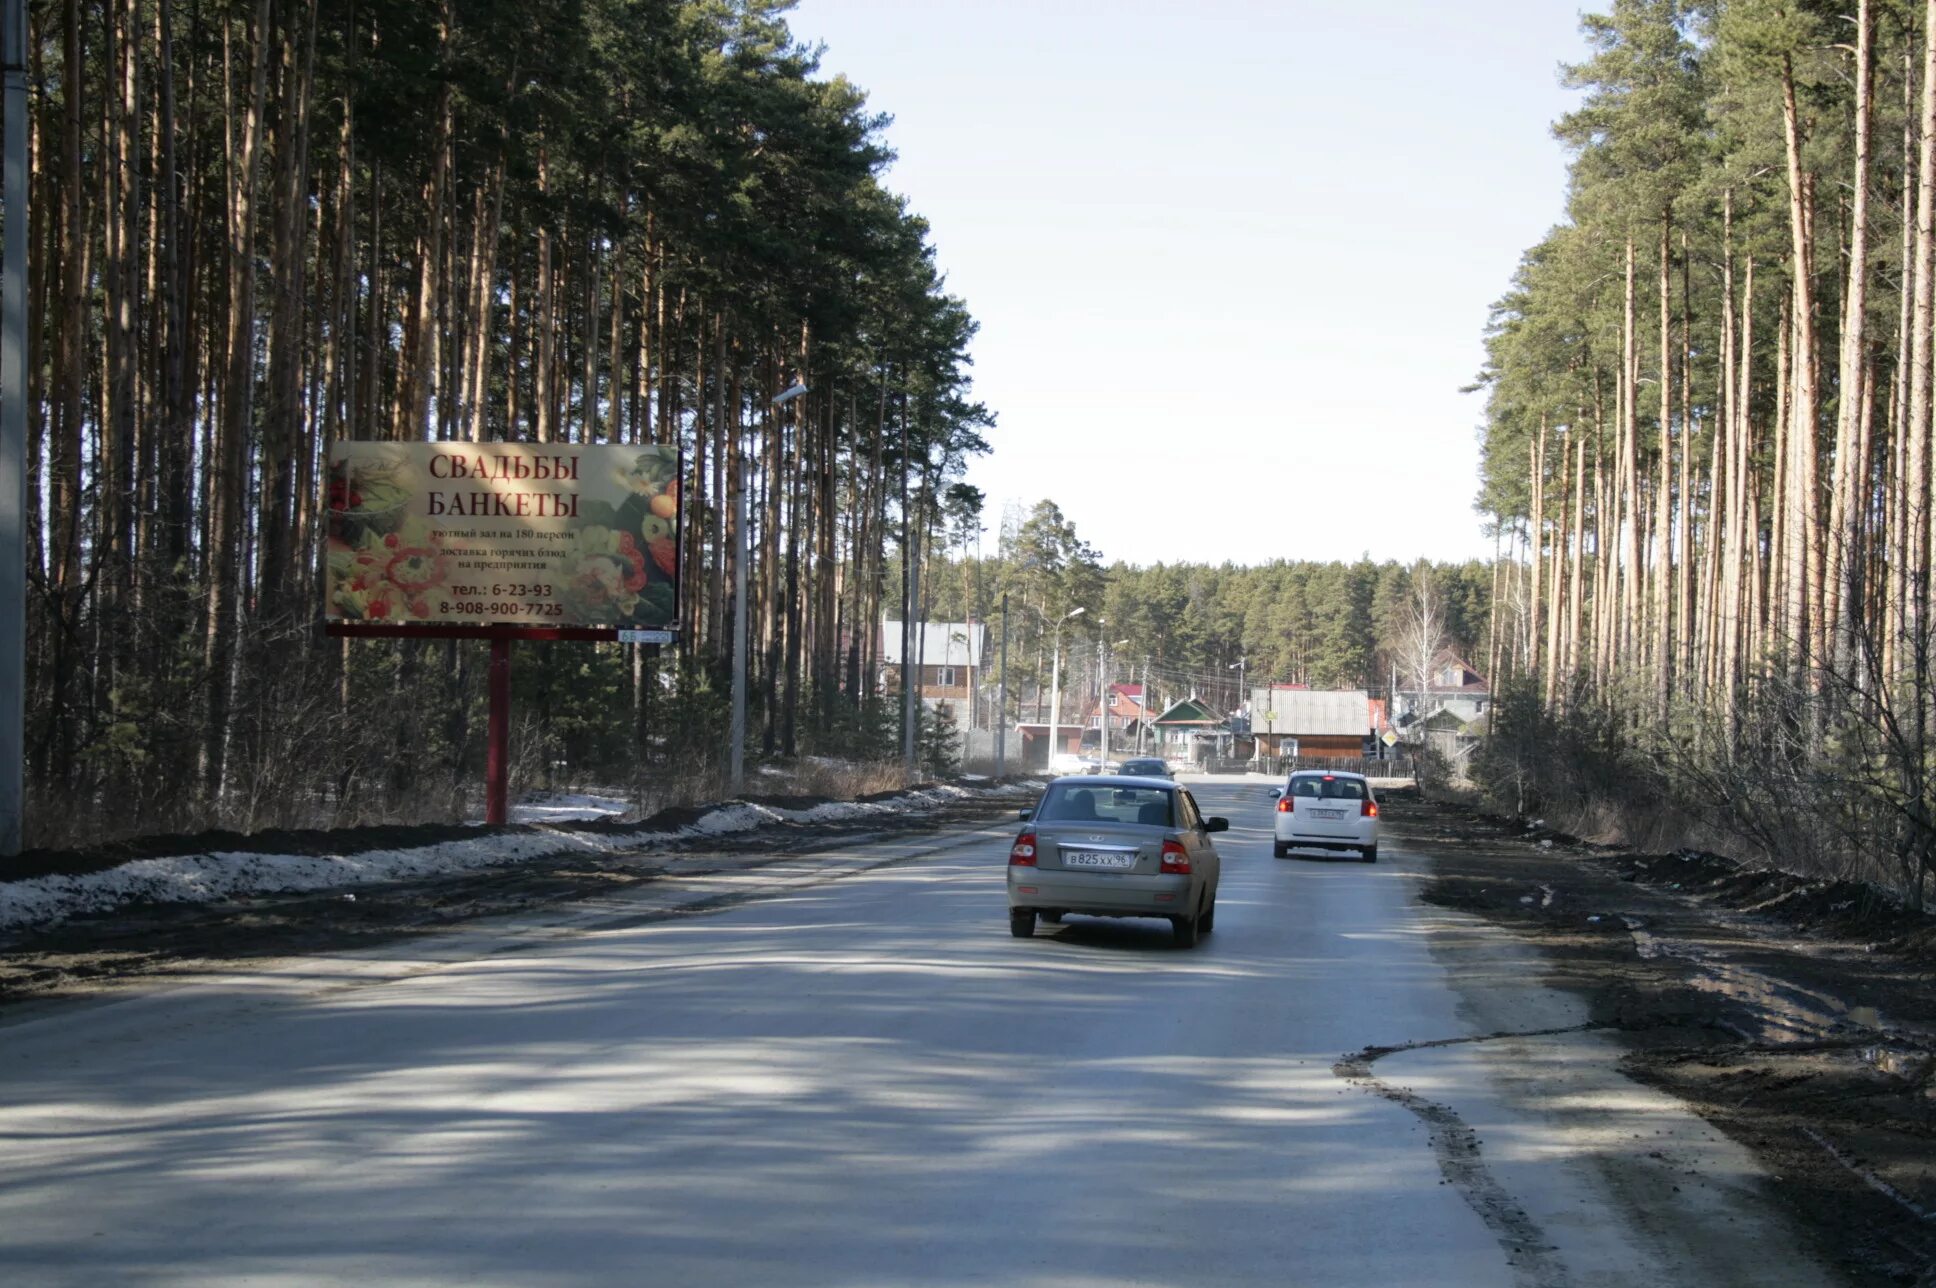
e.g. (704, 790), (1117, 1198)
(324, 442), (680, 630)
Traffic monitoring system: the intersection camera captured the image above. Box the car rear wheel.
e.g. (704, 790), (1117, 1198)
(1009, 909), (1035, 938)
(1200, 893), (1216, 933)
(1272, 841), (1289, 859)
(1363, 845), (1379, 863)
(1171, 908), (1201, 949)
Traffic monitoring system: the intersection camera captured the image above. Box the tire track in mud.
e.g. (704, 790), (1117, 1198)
(1333, 1024), (1605, 1288)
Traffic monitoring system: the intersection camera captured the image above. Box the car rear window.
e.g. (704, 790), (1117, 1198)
(1290, 776), (1367, 800)
(1036, 784), (1175, 827)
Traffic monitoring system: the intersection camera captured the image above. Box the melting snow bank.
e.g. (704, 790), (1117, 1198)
(0, 781), (1039, 934)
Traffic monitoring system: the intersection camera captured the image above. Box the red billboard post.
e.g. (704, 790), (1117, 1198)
(323, 443), (681, 824)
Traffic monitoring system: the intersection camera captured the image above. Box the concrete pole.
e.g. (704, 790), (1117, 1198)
(728, 449), (747, 795)
(0, 0), (27, 856)
(1099, 637), (1109, 768)
(1047, 631), (1062, 774)
(995, 594), (1008, 776)
(1138, 657), (1149, 753)
(903, 557), (919, 777)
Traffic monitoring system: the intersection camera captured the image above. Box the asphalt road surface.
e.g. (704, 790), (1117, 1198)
(0, 781), (1839, 1286)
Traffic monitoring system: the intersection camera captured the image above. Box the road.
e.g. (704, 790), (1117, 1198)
(0, 781), (1838, 1286)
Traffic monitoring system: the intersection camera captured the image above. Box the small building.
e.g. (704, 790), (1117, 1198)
(1248, 686), (1371, 764)
(881, 621), (987, 713)
(1394, 651), (1490, 728)
(1151, 697), (1233, 766)
(1012, 721), (1083, 769)
(1100, 683), (1154, 749)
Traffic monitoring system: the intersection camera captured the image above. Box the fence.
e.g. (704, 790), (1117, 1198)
(1269, 754), (1411, 778)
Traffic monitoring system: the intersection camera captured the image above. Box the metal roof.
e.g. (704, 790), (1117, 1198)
(1249, 687), (1370, 737)
(880, 621), (986, 667)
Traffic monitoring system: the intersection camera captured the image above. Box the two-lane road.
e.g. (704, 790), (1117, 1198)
(0, 782), (1835, 1286)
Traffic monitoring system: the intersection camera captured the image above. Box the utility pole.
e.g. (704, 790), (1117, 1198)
(995, 594), (1008, 777)
(902, 568), (920, 778)
(0, 0), (27, 857)
(728, 431), (749, 795)
(1098, 634), (1109, 769)
(1138, 656), (1150, 753)
(1047, 606), (1084, 772)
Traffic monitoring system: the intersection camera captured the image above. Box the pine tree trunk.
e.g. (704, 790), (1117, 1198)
(1654, 212), (1674, 717)
(202, 0), (274, 804)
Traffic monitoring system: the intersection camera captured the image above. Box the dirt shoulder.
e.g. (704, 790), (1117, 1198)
(0, 792), (1023, 1009)
(1390, 789), (1936, 1288)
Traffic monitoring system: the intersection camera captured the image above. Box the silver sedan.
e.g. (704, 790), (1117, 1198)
(1006, 775), (1227, 948)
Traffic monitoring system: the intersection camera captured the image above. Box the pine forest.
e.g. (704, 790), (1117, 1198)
(15, 0), (1001, 844)
(1475, 0), (1936, 906)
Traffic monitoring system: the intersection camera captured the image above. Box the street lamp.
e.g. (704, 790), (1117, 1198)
(1229, 656), (1248, 764)
(1099, 635), (1128, 767)
(1046, 606), (1085, 772)
(730, 379), (807, 794)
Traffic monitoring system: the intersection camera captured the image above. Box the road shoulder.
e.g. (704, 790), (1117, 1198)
(0, 802), (1020, 1020)
(1392, 790), (1936, 1288)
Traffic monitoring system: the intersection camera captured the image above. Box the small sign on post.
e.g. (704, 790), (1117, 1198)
(619, 629), (674, 645)
(1381, 731), (1399, 748)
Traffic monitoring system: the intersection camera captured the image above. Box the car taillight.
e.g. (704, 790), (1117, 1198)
(1276, 796), (1292, 813)
(1362, 800), (1379, 818)
(1160, 839), (1191, 873)
(1009, 833), (1037, 866)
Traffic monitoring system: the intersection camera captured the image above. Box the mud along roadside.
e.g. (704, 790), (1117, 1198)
(1389, 789), (1936, 1287)
(0, 793), (1026, 1010)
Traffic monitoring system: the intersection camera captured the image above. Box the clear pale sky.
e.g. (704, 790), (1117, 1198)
(791, 0), (1589, 568)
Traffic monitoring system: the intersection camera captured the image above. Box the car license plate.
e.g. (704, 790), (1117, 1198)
(1314, 808), (1346, 819)
(1063, 850), (1134, 870)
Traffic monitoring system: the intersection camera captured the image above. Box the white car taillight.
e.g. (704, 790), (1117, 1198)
(1160, 839), (1191, 874)
(1009, 833), (1037, 866)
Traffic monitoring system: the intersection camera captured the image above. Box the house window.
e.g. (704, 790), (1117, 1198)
(933, 666), (958, 688)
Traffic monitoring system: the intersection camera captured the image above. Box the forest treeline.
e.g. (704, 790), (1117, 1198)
(1476, 0), (1936, 905)
(915, 500), (1493, 722)
(17, 0), (994, 846)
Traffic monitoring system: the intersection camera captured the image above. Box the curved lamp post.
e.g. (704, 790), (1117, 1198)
(1046, 607), (1085, 772)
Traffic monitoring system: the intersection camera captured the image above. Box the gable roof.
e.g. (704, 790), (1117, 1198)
(880, 621), (986, 668)
(1152, 697), (1225, 727)
(1428, 650), (1488, 692)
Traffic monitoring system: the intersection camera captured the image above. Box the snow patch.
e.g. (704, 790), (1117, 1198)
(510, 792), (634, 824)
(0, 780), (1045, 934)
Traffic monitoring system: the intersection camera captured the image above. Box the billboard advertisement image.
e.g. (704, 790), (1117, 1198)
(325, 442), (680, 630)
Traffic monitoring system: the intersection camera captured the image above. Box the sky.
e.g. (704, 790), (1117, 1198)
(789, 0), (1590, 569)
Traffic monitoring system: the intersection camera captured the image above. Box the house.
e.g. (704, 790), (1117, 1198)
(1394, 651), (1490, 728)
(880, 621), (987, 713)
(1097, 683), (1154, 749)
(1150, 697), (1234, 766)
(1248, 686), (1371, 763)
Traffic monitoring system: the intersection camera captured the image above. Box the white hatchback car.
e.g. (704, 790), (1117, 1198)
(1270, 771), (1379, 861)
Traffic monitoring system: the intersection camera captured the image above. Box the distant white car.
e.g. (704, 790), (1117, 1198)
(1049, 752), (1089, 774)
(1270, 770), (1379, 862)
